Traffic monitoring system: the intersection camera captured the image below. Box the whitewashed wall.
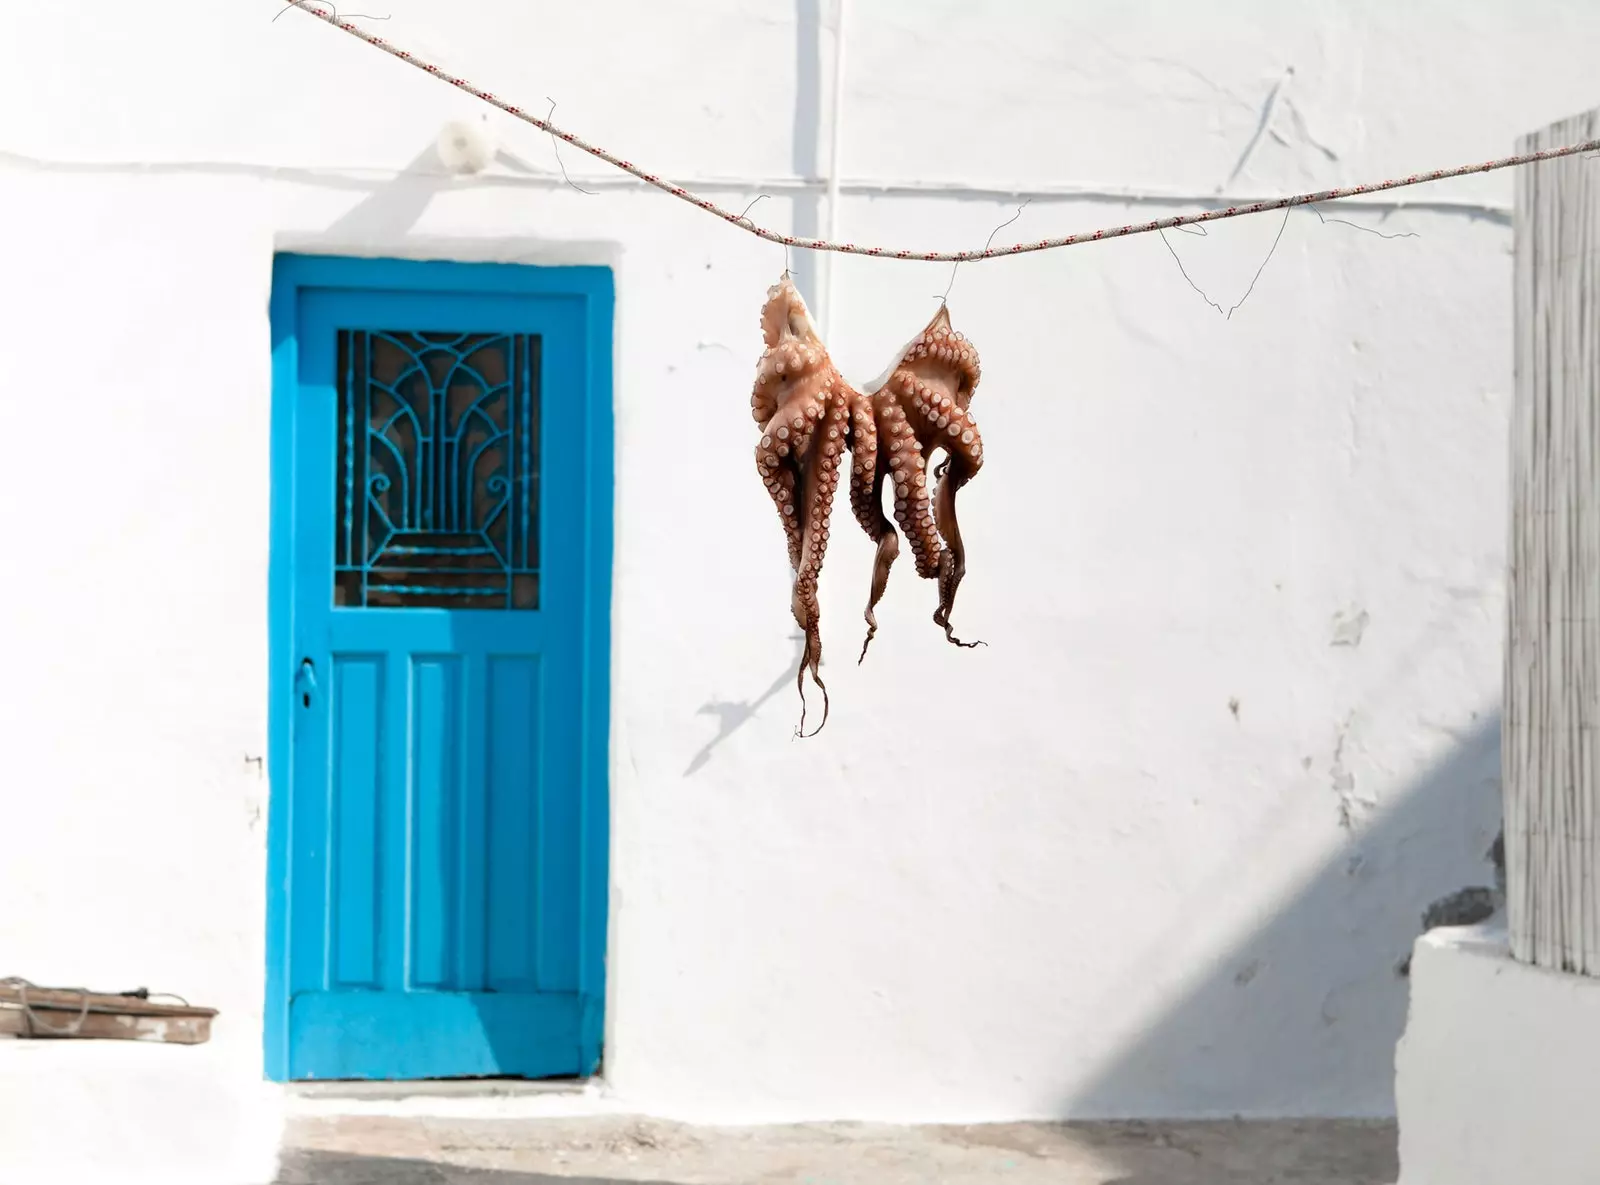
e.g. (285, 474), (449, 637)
(0, 0), (1593, 1130)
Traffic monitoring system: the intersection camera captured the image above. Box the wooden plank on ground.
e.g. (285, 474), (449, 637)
(0, 1006), (213, 1044)
(0, 984), (217, 1019)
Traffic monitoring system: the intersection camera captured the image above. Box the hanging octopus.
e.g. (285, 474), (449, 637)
(748, 273), (855, 735)
(849, 303), (986, 661)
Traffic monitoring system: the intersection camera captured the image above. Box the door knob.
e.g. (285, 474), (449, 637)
(295, 658), (318, 708)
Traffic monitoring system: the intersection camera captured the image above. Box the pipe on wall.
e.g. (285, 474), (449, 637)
(820, 0), (847, 341)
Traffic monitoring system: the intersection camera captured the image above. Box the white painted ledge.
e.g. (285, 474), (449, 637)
(0, 1038), (282, 1185)
(1394, 922), (1600, 1185)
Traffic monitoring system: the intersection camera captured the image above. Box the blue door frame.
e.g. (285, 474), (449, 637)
(265, 254), (613, 1081)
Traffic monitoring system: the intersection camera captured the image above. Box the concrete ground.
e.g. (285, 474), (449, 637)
(280, 1115), (1399, 1185)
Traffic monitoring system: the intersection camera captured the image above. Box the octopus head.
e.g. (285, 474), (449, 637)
(760, 272), (823, 353)
(924, 305), (981, 408)
(863, 303), (982, 409)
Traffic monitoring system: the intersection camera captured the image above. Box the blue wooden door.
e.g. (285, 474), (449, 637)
(266, 256), (612, 1082)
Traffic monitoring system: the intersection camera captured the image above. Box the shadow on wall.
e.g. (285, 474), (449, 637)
(680, 0), (826, 776)
(320, 144), (455, 243)
(1064, 713), (1504, 1120)
(684, 630), (805, 775)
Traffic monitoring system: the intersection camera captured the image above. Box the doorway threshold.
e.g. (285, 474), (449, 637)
(283, 1076), (626, 1120)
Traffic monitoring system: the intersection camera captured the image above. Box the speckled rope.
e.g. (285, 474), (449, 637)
(282, 0), (1600, 262)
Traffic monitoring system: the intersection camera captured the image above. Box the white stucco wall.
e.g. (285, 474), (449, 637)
(0, 0), (1594, 1147)
(1395, 925), (1600, 1185)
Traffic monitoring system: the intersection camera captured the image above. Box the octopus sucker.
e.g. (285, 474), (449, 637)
(853, 302), (987, 658)
(749, 273), (857, 735)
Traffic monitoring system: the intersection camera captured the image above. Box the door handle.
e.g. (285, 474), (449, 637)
(295, 658), (318, 708)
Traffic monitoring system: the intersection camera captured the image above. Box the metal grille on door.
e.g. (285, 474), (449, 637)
(334, 330), (542, 610)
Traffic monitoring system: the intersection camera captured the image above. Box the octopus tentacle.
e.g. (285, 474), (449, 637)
(748, 273), (857, 734)
(750, 377), (778, 429)
(755, 430), (802, 571)
(932, 453), (983, 648)
(924, 392), (985, 648)
(846, 389), (882, 540)
(781, 406), (829, 729)
(892, 390), (944, 579)
(846, 389), (897, 662)
(791, 398), (847, 735)
(857, 485), (898, 664)
(850, 304), (987, 655)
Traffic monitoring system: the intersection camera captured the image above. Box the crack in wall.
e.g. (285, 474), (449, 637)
(1329, 711), (1375, 830)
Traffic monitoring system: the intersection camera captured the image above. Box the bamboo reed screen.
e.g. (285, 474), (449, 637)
(1507, 106), (1600, 975)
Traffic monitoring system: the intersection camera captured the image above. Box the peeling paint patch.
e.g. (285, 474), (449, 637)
(1330, 712), (1375, 830)
(1422, 887), (1498, 932)
(1319, 981), (1358, 1027)
(1330, 606), (1369, 648)
(1398, 879), (1503, 977)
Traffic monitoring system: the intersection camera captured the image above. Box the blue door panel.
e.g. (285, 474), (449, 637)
(290, 990), (582, 1081)
(332, 653), (384, 990)
(410, 654), (462, 990)
(266, 256), (612, 1083)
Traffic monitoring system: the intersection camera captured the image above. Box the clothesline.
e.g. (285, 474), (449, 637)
(280, 0), (1600, 263)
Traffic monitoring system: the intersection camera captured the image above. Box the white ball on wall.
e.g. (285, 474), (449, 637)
(437, 115), (495, 174)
